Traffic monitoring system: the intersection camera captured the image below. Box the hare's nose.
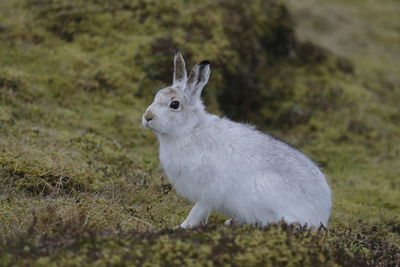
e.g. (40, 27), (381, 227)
(144, 111), (155, 121)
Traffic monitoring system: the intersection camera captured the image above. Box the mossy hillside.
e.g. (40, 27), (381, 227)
(2, 224), (400, 266)
(0, 0), (399, 265)
(283, 0), (400, 245)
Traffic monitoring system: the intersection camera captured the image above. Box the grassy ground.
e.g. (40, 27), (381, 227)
(0, 0), (399, 265)
(285, 0), (400, 243)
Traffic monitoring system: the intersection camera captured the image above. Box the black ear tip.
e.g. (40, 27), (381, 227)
(175, 48), (181, 55)
(200, 60), (211, 65)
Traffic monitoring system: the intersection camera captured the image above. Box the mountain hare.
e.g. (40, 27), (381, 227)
(142, 51), (331, 228)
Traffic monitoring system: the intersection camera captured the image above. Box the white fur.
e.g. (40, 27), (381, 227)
(142, 51), (332, 228)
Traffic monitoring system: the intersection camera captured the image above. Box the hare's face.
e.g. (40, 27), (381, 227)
(142, 50), (210, 136)
(142, 86), (194, 134)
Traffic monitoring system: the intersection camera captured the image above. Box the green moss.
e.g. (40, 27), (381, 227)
(0, 0), (399, 265)
(1, 224), (399, 266)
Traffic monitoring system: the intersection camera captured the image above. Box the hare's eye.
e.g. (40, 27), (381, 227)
(169, 100), (180, 110)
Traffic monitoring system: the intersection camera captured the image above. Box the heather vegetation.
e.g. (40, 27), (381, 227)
(0, 0), (399, 265)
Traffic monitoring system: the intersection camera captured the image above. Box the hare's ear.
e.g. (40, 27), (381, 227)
(186, 60), (210, 100)
(173, 49), (187, 88)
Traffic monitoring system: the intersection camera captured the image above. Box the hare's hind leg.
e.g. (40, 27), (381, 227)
(180, 202), (212, 229)
(224, 218), (239, 225)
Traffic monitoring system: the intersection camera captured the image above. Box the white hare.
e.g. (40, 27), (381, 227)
(142, 51), (331, 228)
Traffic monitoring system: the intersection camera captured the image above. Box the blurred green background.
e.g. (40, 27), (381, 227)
(0, 0), (399, 265)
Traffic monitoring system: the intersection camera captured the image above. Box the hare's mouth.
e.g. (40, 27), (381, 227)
(145, 122), (159, 133)
(144, 121), (152, 129)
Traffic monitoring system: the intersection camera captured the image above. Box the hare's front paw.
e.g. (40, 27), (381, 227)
(171, 222), (191, 229)
(178, 202), (211, 229)
(179, 220), (193, 229)
(172, 220), (194, 229)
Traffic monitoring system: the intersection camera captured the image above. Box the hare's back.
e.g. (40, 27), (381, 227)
(212, 118), (325, 183)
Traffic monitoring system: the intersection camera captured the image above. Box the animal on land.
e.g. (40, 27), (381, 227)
(142, 51), (332, 228)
